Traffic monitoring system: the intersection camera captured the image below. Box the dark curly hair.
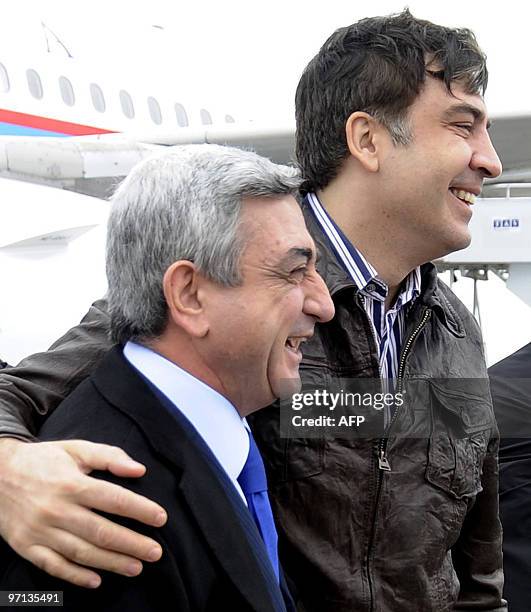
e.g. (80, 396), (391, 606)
(295, 9), (488, 194)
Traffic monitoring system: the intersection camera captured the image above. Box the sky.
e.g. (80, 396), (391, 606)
(1, 0), (531, 365)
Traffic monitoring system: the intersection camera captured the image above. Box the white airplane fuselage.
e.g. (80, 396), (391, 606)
(0, 50), (236, 137)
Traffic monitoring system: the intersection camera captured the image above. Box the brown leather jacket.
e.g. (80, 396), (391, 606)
(0, 205), (506, 612)
(250, 206), (506, 611)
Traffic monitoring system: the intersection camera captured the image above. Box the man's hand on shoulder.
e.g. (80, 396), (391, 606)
(0, 438), (167, 588)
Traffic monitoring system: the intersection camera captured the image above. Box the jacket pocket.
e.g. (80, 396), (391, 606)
(425, 381), (492, 500)
(257, 432), (325, 485)
(277, 437), (325, 481)
(250, 411), (325, 485)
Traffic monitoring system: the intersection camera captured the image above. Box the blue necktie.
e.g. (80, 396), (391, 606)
(237, 430), (280, 581)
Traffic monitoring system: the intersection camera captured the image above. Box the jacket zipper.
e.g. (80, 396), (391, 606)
(377, 307), (432, 470)
(366, 306), (431, 611)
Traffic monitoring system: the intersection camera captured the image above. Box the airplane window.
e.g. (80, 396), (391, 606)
(90, 83), (106, 113)
(148, 97), (162, 125)
(120, 90), (135, 119)
(26, 69), (43, 99)
(59, 76), (75, 106)
(200, 109), (212, 125)
(225, 114), (235, 123)
(0, 63), (10, 92)
(174, 103), (189, 127)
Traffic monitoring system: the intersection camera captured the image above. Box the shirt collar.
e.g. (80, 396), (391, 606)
(306, 192), (421, 307)
(123, 341), (249, 502)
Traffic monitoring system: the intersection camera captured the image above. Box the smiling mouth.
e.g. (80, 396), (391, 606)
(449, 188), (476, 205)
(285, 336), (308, 353)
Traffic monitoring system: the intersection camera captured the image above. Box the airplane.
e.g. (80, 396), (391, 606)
(1, 37), (531, 366)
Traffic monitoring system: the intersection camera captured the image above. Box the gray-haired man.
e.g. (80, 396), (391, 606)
(0, 145), (333, 610)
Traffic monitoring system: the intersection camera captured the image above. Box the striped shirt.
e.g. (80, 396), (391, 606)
(306, 192), (421, 426)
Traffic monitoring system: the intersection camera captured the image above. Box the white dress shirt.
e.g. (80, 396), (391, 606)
(123, 341), (249, 502)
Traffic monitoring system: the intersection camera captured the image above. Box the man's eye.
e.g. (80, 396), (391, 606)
(454, 123), (473, 133)
(290, 267), (308, 282)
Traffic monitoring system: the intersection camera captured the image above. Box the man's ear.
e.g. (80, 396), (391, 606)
(162, 261), (209, 337)
(345, 111), (384, 173)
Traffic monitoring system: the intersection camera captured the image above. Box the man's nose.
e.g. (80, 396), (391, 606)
(472, 131), (502, 179)
(304, 271), (335, 323)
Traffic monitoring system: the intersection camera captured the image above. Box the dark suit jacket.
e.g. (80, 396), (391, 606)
(0, 347), (293, 612)
(489, 343), (531, 612)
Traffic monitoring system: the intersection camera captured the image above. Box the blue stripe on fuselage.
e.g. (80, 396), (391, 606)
(0, 122), (69, 137)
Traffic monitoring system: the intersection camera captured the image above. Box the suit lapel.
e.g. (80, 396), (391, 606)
(178, 463), (286, 611)
(93, 347), (286, 612)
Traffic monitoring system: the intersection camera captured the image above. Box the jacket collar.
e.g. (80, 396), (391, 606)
(302, 200), (465, 337)
(302, 202), (356, 297)
(92, 347), (288, 612)
(417, 263), (465, 337)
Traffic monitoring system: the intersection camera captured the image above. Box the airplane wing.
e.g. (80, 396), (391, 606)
(0, 136), (160, 198)
(134, 122), (297, 165)
(0, 123), (296, 198)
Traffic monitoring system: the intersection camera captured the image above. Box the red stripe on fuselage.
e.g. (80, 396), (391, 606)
(0, 109), (115, 136)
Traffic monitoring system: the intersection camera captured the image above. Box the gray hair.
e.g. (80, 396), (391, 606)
(106, 144), (300, 344)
